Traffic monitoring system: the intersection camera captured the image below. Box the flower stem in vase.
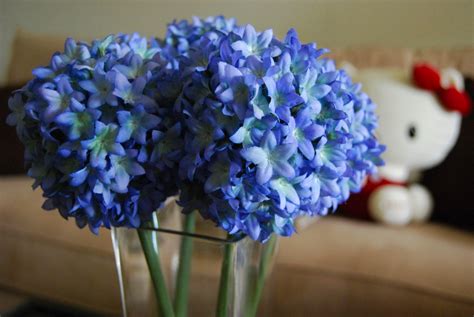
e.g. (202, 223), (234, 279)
(216, 238), (236, 317)
(174, 212), (197, 317)
(138, 217), (175, 317)
(245, 234), (277, 317)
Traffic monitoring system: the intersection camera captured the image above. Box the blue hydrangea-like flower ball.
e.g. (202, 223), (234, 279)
(7, 34), (180, 232)
(7, 17), (384, 242)
(169, 21), (384, 241)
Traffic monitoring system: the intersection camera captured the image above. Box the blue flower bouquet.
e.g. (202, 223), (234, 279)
(7, 16), (383, 317)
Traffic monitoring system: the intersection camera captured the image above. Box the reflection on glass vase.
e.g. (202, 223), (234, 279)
(111, 198), (278, 317)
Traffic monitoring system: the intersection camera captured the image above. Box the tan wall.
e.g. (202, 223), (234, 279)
(1, 0), (473, 85)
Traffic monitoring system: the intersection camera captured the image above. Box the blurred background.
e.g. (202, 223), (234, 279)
(0, 0), (472, 316)
(1, 0), (473, 85)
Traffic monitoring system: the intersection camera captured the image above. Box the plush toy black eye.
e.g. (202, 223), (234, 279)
(408, 124), (417, 139)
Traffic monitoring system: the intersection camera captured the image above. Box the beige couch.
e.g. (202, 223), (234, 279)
(1, 176), (473, 316)
(1, 31), (473, 316)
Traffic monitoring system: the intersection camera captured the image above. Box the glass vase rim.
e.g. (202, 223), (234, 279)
(132, 225), (248, 244)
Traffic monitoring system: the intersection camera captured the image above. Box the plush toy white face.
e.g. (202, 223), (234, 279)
(358, 69), (461, 170)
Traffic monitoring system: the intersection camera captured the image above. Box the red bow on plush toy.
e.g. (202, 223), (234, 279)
(413, 63), (472, 116)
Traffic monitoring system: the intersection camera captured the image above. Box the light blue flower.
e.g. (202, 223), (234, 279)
(298, 68), (332, 113)
(128, 33), (160, 59)
(81, 122), (125, 168)
(269, 177), (300, 209)
(114, 54), (158, 79)
(62, 38), (91, 63)
(41, 77), (85, 122)
(56, 108), (101, 140)
(241, 130), (297, 184)
(244, 56), (278, 82)
(79, 65), (118, 108)
(216, 62), (256, 120)
(91, 35), (115, 57)
(230, 116), (275, 146)
(249, 85), (272, 119)
(231, 24), (273, 57)
(117, 105), (161, 144)
(286, 107), (324, 160)
(263, 73), (303, 122)
(113, 72), (157, 109)
(110, 150), (146, 193)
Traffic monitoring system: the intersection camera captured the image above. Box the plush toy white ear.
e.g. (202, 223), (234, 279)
(339, 61), (358, 78)
(441, 67), (464, 90)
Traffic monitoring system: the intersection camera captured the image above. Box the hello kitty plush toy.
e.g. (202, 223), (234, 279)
(342, 63), (471, 225)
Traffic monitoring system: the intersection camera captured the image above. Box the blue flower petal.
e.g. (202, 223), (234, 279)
(70, 167), (89, 187)
(241, 147), (267, 165)
(256, 162), (272, 184)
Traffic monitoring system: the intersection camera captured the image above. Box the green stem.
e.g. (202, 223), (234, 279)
(174, 212), (196, 317)
(216, 239), (235, 317)
(245, 234), (277, 317)
(138, 221), (175, 317)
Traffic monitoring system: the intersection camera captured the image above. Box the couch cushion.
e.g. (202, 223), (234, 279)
(0, 176), (119, 314)
(277, 215), (474, 316)
(7, 29), (69, 85)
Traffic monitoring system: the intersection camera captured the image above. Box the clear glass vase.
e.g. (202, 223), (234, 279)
(111, 198), (278, 317)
